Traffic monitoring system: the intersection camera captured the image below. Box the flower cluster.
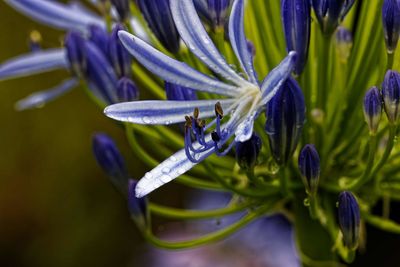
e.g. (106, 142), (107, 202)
(2, 0), (400, 266)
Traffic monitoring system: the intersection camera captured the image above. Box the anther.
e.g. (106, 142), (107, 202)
(215, 102), (224, 118)
(193, 107), (200, 119)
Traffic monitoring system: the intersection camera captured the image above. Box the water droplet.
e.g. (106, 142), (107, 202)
(303, 198), (310, 206)
(142, 116), (151, 124)
(160, 175), (172, 183)
(162, 167), (171, 174)
(145, 172), (153, 179)
(170, 156), (177, 162)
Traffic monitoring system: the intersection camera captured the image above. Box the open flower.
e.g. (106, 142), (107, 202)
(104, 0), (297, 197)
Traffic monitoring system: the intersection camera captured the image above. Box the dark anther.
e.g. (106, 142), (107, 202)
(193, 107), (199, 119)
(211, 131), (221, 142)
(215, 102), (223, 118)
(184, 115), (192, 130)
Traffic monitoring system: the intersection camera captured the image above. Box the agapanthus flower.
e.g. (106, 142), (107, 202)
(104, 0), (297, 197)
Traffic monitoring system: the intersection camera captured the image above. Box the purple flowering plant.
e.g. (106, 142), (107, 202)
(2, 0), (400, 265)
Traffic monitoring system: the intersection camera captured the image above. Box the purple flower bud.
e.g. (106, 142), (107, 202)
(89, 24), (109, 56)
(85, 41), (119, 104)
(194, 0), (232, 30)
(92, 133), (128, 193)
(111, 0), (131, 22)
(382, 0), (400, 53)
(335, 26), (353, 62)
(137, 0), (180, 53)
(117, 77), (139, 102)
(281, 0), (311, 75)
(298, 144), (320, 195)
(338, 191), (360, 250)
(363, 86), (382, 134)
(109, 24), (132, 78)
(165, 82), (198, 101)
(265, 77), (306, 165)
(382, 70), (400, 124)
(311, 0), (355, 35)
(65, 31), (86, 77)
(235, 133), (262, 171)
(128, 179), (148, 228)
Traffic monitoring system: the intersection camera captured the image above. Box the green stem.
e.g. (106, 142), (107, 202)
(347, 134), (377, 190)
(142, 202), (276, 250)
(149, 201), (253, 220)
(387, 52), (395, 70)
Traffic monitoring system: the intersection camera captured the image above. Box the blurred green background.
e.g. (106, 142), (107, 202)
(1, 2), (400, 267)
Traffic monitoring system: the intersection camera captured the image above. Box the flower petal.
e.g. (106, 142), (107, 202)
(229, 0), (258, 84)
(135, 135), (215, 198)
(118, 31), (240, 97)
(170, 0), (251, 87)
(0, 49), (68, 81)
(234, 111), (258, 142)
(260, 51), (297, 105)
(15, 78), (78, 110)
(5, 0), (104, 32)
(104, 99), (236, 125)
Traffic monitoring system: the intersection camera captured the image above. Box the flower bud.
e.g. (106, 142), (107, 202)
(128, 179), (148, 229)
(382, 70), (400, 124)
(235, 133), (262, 171)
(298, 144), (320, 195)
(117, 77), (139, 102)
(92, 133), (128, 193)
(89, 24), (109, 56)
(363, 86), (382, 134)
(335, 26), (353, 62)
(65, 31), (86, 77)
(311, 0), (355, 35)
(165, 82), (198, 101)
(338, 191), (360, 250)
(108, 24), (132, 77)
(281, 0), (311, 75)
(382, 0), (400, 54)
(137, 0), (180, 53)
(85, 41), (119, 104)
(194, 0), (232, 30)
(265, 77), (306, 165)
(111, 0), (131, 22)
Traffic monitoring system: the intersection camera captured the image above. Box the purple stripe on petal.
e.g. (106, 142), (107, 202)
(0, 49), (68, 81)
(15, 78), (78, 111)
(118, 31), (241, 97)
(229, 0), (258, 84)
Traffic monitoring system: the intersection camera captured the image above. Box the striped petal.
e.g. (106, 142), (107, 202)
(0, 49), (68, 81)
(229, 0), (258, 84)
(5, 0), (104, 32)
(234, 111), (257, 142)
(118, 31), (241, 97)
(135, 137), (215, 197)
(260, 51), (297, 105)
(15, 78), (78, 111)
(170, 0), (251, 87)
(104, 99), (236, 125)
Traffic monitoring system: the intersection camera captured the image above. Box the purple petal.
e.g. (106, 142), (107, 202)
(170, 0), (251, 87)
(229, 0), (258, 84)
(118, 31), (241, 97)
(15, 78), (78, 110)
(0, 49), (68, 81)
(260, 51), (297, 105)
(5, 0), (104, 32)
(104, 99), (236, 125)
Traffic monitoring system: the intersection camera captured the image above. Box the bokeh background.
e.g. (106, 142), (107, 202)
(0, 2), (399, 267)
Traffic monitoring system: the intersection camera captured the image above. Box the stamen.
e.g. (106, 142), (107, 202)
(215, 101), (224, 118)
